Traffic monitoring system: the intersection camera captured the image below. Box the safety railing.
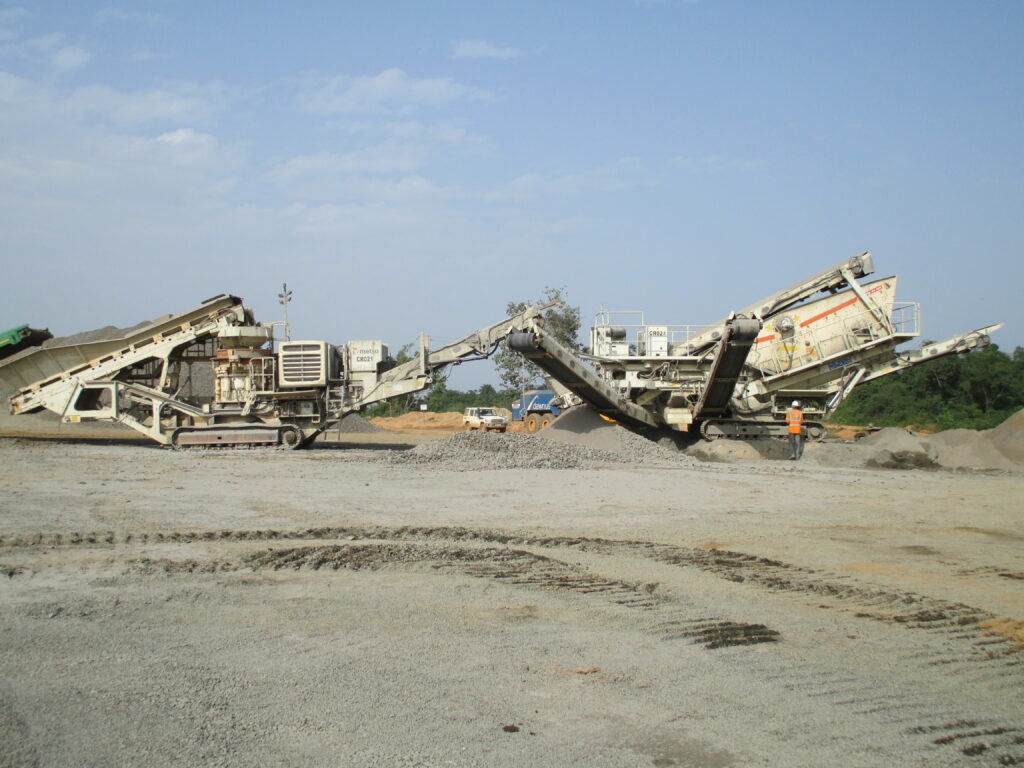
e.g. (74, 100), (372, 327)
(591, 310), (718, 357)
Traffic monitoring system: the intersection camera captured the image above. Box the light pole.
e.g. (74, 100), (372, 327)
(278, 283), (293, 341)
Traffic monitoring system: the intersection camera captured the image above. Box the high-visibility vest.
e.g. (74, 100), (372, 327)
(786, 408), (804, 434)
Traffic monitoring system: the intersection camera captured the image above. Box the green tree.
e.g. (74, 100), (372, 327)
(493, 286), (581, 391)
(831, 343), (1024, 430)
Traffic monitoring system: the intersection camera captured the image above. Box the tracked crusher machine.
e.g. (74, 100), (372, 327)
(507, 253), (1001, 440)
(0, 295), (544, 448)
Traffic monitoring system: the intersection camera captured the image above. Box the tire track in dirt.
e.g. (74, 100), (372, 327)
(4, 525), (1023, 764)
(2, 524), (1019, 654)
(137, 542), (780, 651)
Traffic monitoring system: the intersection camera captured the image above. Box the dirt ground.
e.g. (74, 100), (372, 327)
(0, 422), (1022, 767)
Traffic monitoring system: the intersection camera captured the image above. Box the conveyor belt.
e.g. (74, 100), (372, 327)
(0, 295), (243, 393)
(691, 316), (761, 420)
(508, 331), (659, 431)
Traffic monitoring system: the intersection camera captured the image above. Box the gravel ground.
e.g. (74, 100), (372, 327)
(0, 432), (1021, 767)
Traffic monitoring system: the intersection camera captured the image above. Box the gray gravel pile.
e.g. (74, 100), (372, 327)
(682, 410), (1024, 473)
(540, 406), (687, 463)
(336, 413), (383, 433)
(858, 428), (941, 470)
(861, 415), (1024, 471)
(377, 429), (681, 470)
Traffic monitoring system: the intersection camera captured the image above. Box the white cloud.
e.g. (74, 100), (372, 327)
(301, 68), (490, 115)
(268, 142), (427, 185)
(486, 165), (636, 201)
(24, 32), (63, 53)
(51, 45), (90, 71)
(156, 128), (211, 146)
(0, 70), (29, 100)
(0, 31), (91, 72)
(0, 7), (30, 40)
(0, 8), (30, 23)
(64, 84), (215, 125)
(264, 141), (462, 202)
(669, 154), (760, 173)
(451, 39), (523, 60)
(129, 46), (164, 63)
(95, 7), (168, 26)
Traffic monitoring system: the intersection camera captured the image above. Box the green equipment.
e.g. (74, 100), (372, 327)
(0, 325), (52, 362)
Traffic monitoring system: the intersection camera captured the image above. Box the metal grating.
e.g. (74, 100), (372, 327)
(280, 352), (324, 383)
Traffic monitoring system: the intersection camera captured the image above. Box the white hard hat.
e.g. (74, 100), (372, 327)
(791, 400), (800, 407)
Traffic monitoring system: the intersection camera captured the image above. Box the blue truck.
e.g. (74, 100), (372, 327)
(511, 389), (562, 432)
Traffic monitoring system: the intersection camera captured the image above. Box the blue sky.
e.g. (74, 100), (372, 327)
(1, 1), (1020, 390)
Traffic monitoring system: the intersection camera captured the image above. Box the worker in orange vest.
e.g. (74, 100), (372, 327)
(786, 400), (804, 460)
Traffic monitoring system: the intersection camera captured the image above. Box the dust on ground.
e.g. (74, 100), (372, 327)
(1, 406), (1022, 766)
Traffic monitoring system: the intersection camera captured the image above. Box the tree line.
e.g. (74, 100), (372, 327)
(830, 344), (1024, 430)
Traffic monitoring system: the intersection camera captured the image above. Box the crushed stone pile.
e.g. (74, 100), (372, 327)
(539, 406), (686, 461)
(0, 385), (130, 435)
(859, 413), (1024, 471)
(379, 431), (625, 469)
(924, 429), (1014, 472)
(42, 318), (166, 348)
(682, 409), (1024, 472)
(377, 408), (688, 470)
(983, 408), (1024, 463)
(0, 314), (208, 436)
(335, 413), (383, 433)
(858, 428), (941, 470)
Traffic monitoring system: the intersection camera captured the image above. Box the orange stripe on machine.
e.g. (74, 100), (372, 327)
(799, 296), (859, 328)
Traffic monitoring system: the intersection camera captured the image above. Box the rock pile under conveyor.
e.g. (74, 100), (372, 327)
(378, 406), (688, 470)
(334, 414), (383, 434)
(685, 409), (1024, 472)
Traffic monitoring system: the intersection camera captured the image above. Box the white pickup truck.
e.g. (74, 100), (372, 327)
(463, 407), (508, 433)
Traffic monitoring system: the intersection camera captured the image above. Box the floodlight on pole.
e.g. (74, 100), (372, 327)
(278, 283), (293, 341)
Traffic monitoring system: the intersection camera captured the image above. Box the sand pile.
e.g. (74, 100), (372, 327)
(371, 411), (465, 431)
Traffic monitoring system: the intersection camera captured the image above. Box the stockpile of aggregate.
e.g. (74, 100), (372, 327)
(985, 408), (1024, 462)
(856, 428), (941, 470)
(336, 413), (383, 433)
(857, 412), (1024, 471)
(370, 411), (465, 430)
(0, 314), (216, 436)
(0, 324), (135, 434)
(681, 409), (1024, 472)
(377, 407), (688, 469)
